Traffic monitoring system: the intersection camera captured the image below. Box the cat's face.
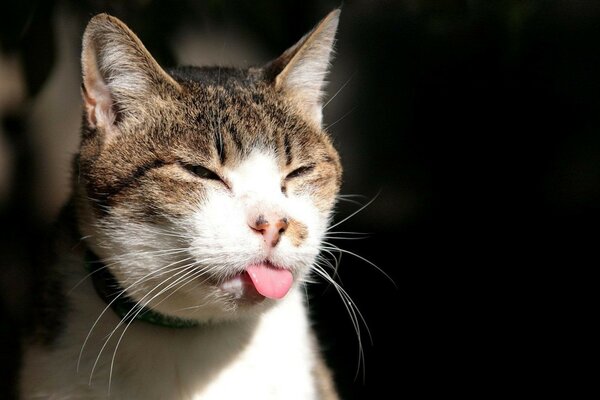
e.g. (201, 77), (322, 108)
(77, 12), (341, 321)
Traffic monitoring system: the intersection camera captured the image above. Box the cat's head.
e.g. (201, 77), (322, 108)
(76, 10), (342, 322)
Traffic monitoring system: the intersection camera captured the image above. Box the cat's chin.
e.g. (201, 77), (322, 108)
(219, 272), (266, 304)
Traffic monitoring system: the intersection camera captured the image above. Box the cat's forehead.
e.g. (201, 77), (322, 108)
(170, 66), (265, 105)
(162, 67), (328, 165)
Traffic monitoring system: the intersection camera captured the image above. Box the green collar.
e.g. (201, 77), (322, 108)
(86, 251), (200, 329)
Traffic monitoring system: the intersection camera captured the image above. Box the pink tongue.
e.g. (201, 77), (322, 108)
(246, 264), (293, 299)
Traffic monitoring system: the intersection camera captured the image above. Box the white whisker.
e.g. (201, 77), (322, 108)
(107, 263), (205, 392)
(328, 191), (380, 232)
(322, 73), (354, 109)
(82, 257), (194, 381)
(321, 243), (396, 287)
(322, 235), (369, 240)
(311, 263), (370, 381)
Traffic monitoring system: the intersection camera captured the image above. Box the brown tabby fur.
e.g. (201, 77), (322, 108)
(25, 10), (343, 400)
(78, 15), (341, 230)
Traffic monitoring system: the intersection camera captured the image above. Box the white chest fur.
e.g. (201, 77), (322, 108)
(19, 258), (318, 400)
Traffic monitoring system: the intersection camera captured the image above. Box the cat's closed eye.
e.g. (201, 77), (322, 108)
(20, 9), (345, 400)
(285, 164), (315, 180)
(282, 164), (316, 194)
(182, 163), (223, 182)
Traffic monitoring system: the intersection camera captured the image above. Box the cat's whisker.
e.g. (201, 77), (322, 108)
(323, 231), (370, 242)
(318, 248), (342, 279)
(322, 73), (354, 109)
(109, 262), (223, 390)
(324, 230), (367, 235)
(322, 235), (369, 240)
(113, 261), (201, 325)
(105, 247), (191, 262)
(321, 242), (396, 287)
(174, 299), (211, 313)
(303, 284), (311, 309)
(306, 255), (336, 285)
(169, 268), (233, 313)
(91, 260), (202, 390)
(107, 263), (210, 391)
(324, 106), (356, 130)
(85, 196), (111, 212)
(327, 191), (380, 232)
(311, 263), (369, 380)
(27, 9), (348, 398)
(69, 263), (109, 294)
(336, 196), (368, 209)
(174, 269), (216, 296)
(139, 266), (212, 315)
(81, 257), (195, 379)
(337, 194), (368, 200)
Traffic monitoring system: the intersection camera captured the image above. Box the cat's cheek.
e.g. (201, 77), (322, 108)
(186, 190), (261, 261)
(286, 178), (339, 219)
(309, 181), (341, 217)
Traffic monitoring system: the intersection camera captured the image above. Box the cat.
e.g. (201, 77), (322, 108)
(18, 8), (343, 400)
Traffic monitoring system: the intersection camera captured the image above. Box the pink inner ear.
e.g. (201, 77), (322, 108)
(82, 85), (98, 126)
(82, 78), (117, 133)
(81, 47), (118, 132)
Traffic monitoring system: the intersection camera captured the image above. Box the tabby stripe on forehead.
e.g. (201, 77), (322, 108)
(214, 128), (225, 164)
(228, 123), (243, 154)
(284, 131), (293, 166)
(95, 159), (165, 207)
(214, 120), (244, 164)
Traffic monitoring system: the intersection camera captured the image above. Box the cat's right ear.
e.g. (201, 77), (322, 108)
(81, 14), (180, 140)
(264, 9), (340, 127)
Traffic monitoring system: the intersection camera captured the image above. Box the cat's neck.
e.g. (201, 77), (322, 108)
(85, 250), (202, 329)
(56, 253), (316, 398)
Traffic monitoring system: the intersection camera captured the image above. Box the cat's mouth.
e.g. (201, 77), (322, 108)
(218, 262), (294, 301)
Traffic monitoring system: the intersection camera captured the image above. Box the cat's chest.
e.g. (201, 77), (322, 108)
(75, 289), (316, 400)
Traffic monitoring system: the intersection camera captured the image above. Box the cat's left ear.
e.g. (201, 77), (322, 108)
(80, 13), (181, 140)
(265, 9), (340, 127)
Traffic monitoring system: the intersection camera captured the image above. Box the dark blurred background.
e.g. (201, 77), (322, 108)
(1, 0), (598, 398)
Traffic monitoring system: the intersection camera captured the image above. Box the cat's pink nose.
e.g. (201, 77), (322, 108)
(249, 214), (289, 247)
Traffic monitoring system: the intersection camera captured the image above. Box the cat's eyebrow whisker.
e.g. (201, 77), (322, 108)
(336, 194), (368, 207)
(324, 106), (356, 130)
(322, 73), (354, 109)
(327, 191), (380, 232)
